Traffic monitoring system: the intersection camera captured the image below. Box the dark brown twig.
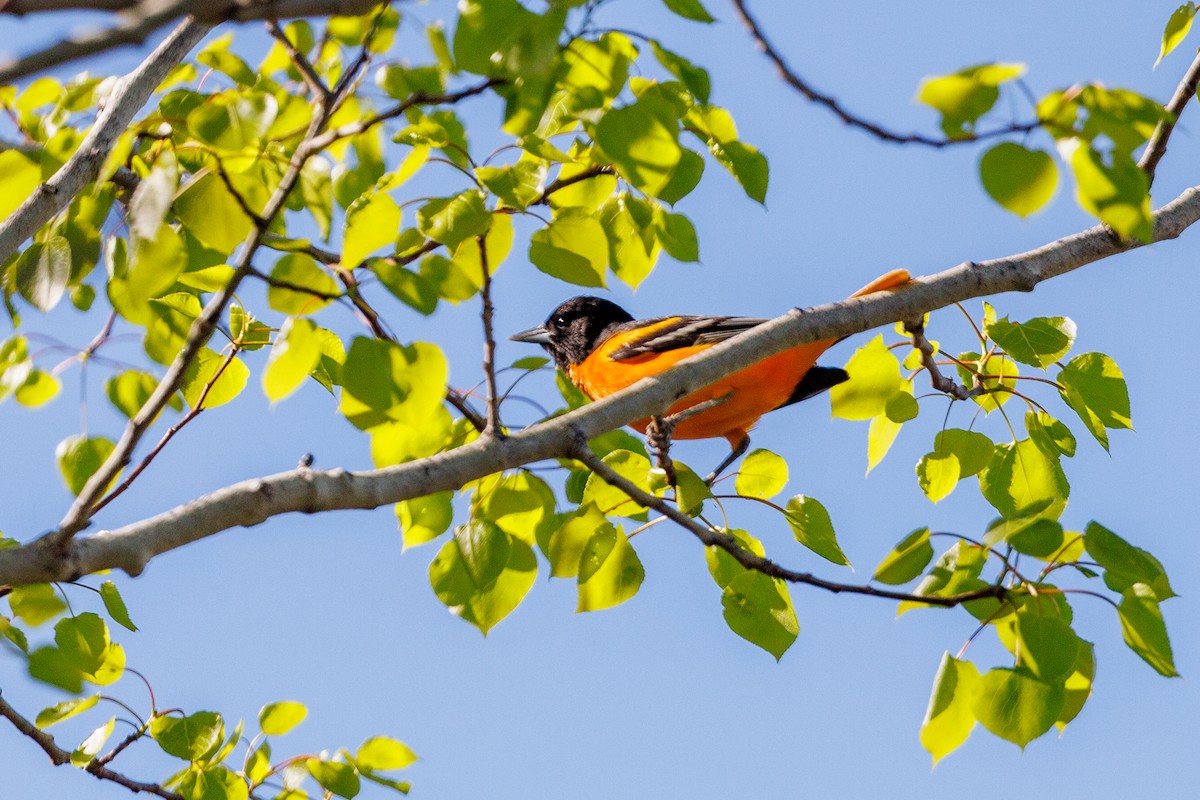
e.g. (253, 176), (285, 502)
(534, 164), (616, 205)
(904, 319), (981, 400)
(0, 690), (184, 800)
(571, 435), (1007, 607)
(265, 18), (330, 100)
(1140, 50), (1200, 185)
(477, 234), (502, 435)
(729, 0), (1038, 147)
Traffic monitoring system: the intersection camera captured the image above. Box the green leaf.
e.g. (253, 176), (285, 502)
(1157, 3), (1197, 66)
(917, 62), (1025, 138)
(356, 736), (417, 771)
(307, 760), (361, 799)
(656, 148), (705, 205)
(344, 192), (402, 268)
(721, 570), (798, 660)
(650, 40), (711, 104)
(899, 541), (988, 614)
(56, 434), (115, 496)
(705, 529), (765, 589)
(549, 505), (611, 578)
(830, 336), (903, 420)
(1084, 521), (1175, 600)
(917, 452), (960, 503)
(179, 764), (249, 800)
(36, 694), (100, 729)
(661, 0), (715, 23)
(577, 526), (644, 611)
(453, 0), (537, 75)
(884, 389), (919, 423)
(99, 581), (137, 632)
(734, 448), (788, 499)
(920, 653), (979, 765)
(267, 254), (339, 315)
(259, 701), (307, 736)
(1070, 144), (1152, 241)
(396, 492), (454, 550)
(933, 428), (993, 478)
(55, 612), (109, 675)
(150, 711), (224, 761)
(784, 495), (849, 566)
(560, 32), (635, 103)
(339, 339), (448, 429)
(28, 646), (82, 693)
(529, 208), (608, 287)
(1014, 611), (1080, 683)
(187, 91), (278, 151)
(0, 150), (42, 219)
(71, 717), (115, 767)
(599, 194), (659, 290)
(971, 667), (1063, 748)
(263, 318), (322, 402)
(476, 160), (546, 209)
(127, 225), (187, 305)
(655, 209), (700, 262)
(8, 583), (67, 626)
(979, 143), (1058, 217)
(979, 439), (1069, 519)
(595, 102), (683, 196)
(1118, 583), (1177, 677)
(428, 519), (537, 635)
(1025, 411), (1076, 458)
(866, 414), (902, 473)
(1058, 640), (1095, 729)
(180, 348), (249, 410)
(985, 315), (1076, 368)
(15, 237), (71, 311)
(874, 528), (934, 585)
(1058, 352), (1132, 451)
(582, 449), (652, 518)
(962, 350), (1019, 413)
(476, 471), (556, 545)
(128, 157), (178, 241)
(15, 368), (60, 407)
(709, 140), (768, 204)
(416, 190), (491, 252)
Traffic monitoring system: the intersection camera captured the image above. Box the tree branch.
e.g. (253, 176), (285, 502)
(570, 443), (1005, 606)
(1139, 49), (1200, 185)
(478, 234), (502, 435)
(2, 183), (1198, 585)
(0, 690), (184, 800)
(728, 0), (1038, 147)
(0, 17), (211, 264)
(0, 0), (382, 83)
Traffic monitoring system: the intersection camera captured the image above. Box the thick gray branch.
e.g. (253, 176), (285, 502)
(0, 17), (210, 262)
(1, 185), (1197, 585)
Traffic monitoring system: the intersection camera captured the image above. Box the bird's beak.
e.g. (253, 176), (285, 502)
(509, 324), (553, 345)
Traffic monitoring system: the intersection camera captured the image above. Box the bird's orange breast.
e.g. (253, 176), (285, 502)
(569, 318), (833, 443)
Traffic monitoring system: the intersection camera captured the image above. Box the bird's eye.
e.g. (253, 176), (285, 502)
(553, 315), (567, 327)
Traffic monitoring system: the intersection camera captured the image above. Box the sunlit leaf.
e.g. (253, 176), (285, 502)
(920, 653), (979, 765)
(784, 495), (849, 566)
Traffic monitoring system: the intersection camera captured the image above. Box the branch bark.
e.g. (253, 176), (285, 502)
(2, 184), (1199, 585)
(0, 17), (211, 263)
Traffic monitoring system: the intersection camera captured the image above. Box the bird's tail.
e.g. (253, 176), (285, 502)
(849, 268), (911, 298)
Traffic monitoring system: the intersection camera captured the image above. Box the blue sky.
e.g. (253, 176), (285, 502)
(1, 1), (1196, 797)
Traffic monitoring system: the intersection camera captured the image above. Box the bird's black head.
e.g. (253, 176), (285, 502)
(510, 296), (634, 370)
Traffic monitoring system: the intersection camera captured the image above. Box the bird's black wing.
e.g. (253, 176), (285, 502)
(608, 315), (769, 361)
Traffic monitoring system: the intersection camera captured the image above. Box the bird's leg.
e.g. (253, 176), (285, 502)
(646, 415), (677, 487)
(705, 432), (750, 487)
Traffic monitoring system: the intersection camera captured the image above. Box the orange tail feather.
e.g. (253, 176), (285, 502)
(849, 268), (911, 298)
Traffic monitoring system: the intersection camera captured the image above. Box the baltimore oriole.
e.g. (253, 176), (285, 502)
(512, 269), (911, 479)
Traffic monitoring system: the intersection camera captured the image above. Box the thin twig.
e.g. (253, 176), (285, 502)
(533, 164), (616, 205)
(478, 234), (502, 435)
(728, 0), (1038, 147)
(904, 319), (980, 400)
(265, 18), (329, 100)
(1140, 50), (1200, 185)
(90, 347), (241, 516)
(570, 435), (1007, 607)
(0, 690), (184, 800)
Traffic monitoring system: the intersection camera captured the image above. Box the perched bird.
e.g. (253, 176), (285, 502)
(511, 269), (911, 480)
